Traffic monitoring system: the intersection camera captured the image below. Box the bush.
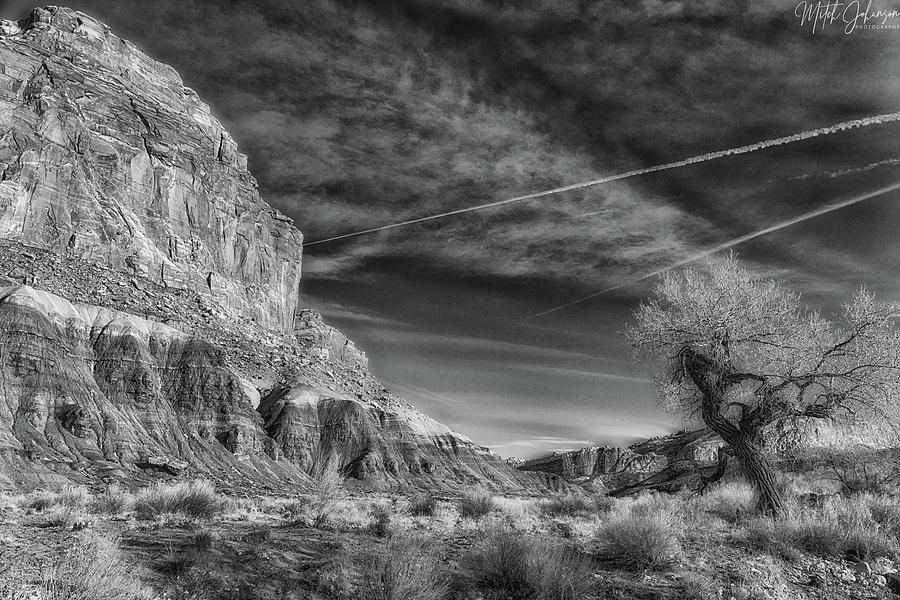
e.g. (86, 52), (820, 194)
(409, 496), (437, 517)
(540, 495), (596, 518)
(309, 451), (345, 527)
(20, 486), (91, 512)
(741, 494), (900, 562)
(369, 504), (392, 538)
(191, 529), (217, 551)
(360, 536), (450, 600)
(0, 533), (152, 599)
(133, 480), (223, 520)
(526, 540), (596, 600)
(595, 510), (683, 571)
(461, 530), (530, 596)
(460, 530), (595, 600)
(696, 481), (756, 523)
(90, 485), (133, 515)
(459, 492), (495, 520)
(39, 506), (93, 530)
(678, 572), (719, 600)
(866, 495), (900, 537)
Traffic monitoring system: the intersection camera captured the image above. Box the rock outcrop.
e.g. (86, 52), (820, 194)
(0, 284), (306, 490)
(518, 429), (725, 492)
(0, 7), (560, 494)
(0, 6), (303, 333)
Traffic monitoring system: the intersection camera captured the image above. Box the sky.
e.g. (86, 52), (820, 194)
(4, 0), (900, 458)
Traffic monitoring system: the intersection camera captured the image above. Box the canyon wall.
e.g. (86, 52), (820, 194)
(0, 7), (303, 333)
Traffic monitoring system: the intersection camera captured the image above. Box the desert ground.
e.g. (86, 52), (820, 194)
(3, 450), (900, 600)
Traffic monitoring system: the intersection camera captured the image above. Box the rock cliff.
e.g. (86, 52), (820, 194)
(0, 7), (559, 494)
(0, 6), (303, 333)
(517, 429), (724, 492)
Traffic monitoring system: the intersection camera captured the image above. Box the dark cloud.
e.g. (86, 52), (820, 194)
(25, 0), (900, 455)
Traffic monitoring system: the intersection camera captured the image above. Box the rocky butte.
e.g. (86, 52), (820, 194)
(0, 6), (564, 494)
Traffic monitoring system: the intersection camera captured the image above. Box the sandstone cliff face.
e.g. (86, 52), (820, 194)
(518, 445), (669, 481)
(0, 7), (303, 332)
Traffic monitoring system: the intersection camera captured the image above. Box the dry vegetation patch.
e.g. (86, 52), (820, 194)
(133, 480), (223, 520)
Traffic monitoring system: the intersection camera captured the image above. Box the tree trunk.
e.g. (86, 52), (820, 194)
(733, 435), (784, 516)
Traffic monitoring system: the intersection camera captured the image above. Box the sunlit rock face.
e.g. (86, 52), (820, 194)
(258, 384), (554, 490)
(0, 7), (303, 332)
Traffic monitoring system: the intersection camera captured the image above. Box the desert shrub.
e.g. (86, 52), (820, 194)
(460, 530), (595, 599)
(21, 486), (91, 512)
(191, 529), (217, 551)
(133, 480), (223, 520)
(742, 517), (802, 562)
(822, 446), (900, 494)
(595, 509), (683, 571)
(369, 504), (393, 538)
(39, 506), (93, 530)
(741, 494), (900, 562)
(317, 543), (354, 598)
(309, 451), (345, 527)
(459, 492), (495, 520)
(0, 533), (152, 600)
(360, 536), (450, 600)
(865, 495), (900, 536)
(460, 530), (530, 596)
(526, 540), (596, 600)
(540, 494), (596, 518)
(409, 495), (437, 517)
(90, 485), (133, 515)
(696, 481), (756, 523)
(156, 545), (198, 578)
(678, 572), (719, 600)
(275, 498), (306, 520)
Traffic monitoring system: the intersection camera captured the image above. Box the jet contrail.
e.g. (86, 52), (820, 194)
(304, 111), (900, 247)
(526, 181), (900, 319)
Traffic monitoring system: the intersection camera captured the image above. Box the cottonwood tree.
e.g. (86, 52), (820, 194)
(624, 255), (900, 515)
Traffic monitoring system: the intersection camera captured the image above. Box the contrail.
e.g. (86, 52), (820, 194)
(526, 181), (900, 319)
(303, 111), (900, 247)
(789, 156), (900, 182)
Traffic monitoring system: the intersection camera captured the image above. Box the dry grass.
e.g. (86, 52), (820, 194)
(459, 492), (495, 520)
(741, 493), (900, 562)
(540, 494), (600, 518)
(460, 529), (595, 599)
(39, 506), (93, 530)
(694, 481), (756, 523)
(409, 495), (437, 516)
(133, 480), (223, 520)
(90, 484), (134, 515)
(595, 506), (683, 571)
(460, 529), (530, 596)
(20, 486), (91, 512)
(369, 503), (393, 537)
(526, 539), (597, 600)
(360, 535), (450, 600)
(309, 451), (345, 527)
(0, 533), (152, 600)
